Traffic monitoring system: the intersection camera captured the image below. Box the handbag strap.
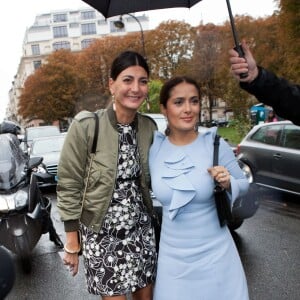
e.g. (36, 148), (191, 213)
(213, 134), (221, 186)
(91, 112), (99, 154)
(81, 112), (99, 210)
(213, 134), (220, 166)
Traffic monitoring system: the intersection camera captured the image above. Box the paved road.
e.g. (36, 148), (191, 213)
(5, 189), (300, 300)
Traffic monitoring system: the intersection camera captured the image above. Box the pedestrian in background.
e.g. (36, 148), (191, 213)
(229, 40), (300, 125)
(57, 51), (157, 300)
(149, 76), (249, 300)
(266, 110), (278, 123)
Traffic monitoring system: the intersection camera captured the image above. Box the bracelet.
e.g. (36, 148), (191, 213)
(64, 244), (81, 254)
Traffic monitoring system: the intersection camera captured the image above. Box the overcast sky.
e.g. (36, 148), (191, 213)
(0, 0), (278, 122)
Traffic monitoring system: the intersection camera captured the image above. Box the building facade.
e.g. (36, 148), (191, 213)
(7, 7), (149, 126)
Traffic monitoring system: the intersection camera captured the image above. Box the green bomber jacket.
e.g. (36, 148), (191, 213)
(56, 104), (157, 233)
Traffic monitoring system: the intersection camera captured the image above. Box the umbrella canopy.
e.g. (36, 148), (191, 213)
(82, 0), (203, 18)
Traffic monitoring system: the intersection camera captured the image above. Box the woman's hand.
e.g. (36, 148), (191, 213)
(62, 252), (79, 276)
(62, 231), (81, 276)
(207, 166), (231, 190)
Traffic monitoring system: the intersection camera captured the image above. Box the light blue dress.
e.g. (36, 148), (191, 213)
(149, 128), (249, 300)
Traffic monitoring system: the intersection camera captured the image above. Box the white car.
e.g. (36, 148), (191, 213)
(30, 135), (65, 188)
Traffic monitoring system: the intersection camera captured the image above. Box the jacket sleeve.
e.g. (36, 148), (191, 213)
(240, 67), (300, 125)
(56, 113), (94, 232)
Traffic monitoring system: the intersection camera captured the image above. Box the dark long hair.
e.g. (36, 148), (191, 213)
(110, 51), (149, 80)
(160, 76), (201, 108)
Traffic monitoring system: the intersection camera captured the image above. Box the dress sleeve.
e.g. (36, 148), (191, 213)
(218, 137), (249, 205)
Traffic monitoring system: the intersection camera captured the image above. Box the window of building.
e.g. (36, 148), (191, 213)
(53, 26), (68, 38)
(33, 60), (42, 70)
(53, 41), (71, 50)
(81, 39), (95, 49)
(69, 22), (79, 28)
(81, 23), (96, 35)
(31, 44), (40, 55)
(98, 19), (107, 25)
(53, 13), (68, 23)
(81, 11), (96, 20)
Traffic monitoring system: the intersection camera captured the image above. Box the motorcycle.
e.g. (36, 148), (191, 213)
(0, 133), (63, 272)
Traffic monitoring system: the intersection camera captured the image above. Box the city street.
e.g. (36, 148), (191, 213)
(5, 188), (300, 300)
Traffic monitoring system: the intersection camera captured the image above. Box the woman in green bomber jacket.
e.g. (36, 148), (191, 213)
(57, 51), (157, 300)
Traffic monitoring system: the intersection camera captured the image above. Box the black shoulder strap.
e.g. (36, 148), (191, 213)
(91, 112), (99, 154)
(213, 134), (220, 166)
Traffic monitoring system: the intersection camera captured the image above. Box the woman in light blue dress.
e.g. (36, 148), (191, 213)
(149, 76), (249, 300)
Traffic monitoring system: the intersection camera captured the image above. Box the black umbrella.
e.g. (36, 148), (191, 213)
(82, 0), (247, 76)
(82, 0), (203, 18)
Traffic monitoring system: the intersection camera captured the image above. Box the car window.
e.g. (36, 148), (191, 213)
(26, 126), (60, 141)
(31, 137), (65, 155)
(250, 124), (282, 146)
(281, 125), (300, 150)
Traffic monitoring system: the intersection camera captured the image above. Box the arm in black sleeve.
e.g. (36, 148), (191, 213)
(240, 67), (300, 125)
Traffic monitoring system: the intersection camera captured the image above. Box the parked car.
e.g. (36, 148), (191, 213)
(23, 126), (60, 154)
(29, 135), (65, 188)
(145, 113), (167, 133)
(237, 121), (300, 196)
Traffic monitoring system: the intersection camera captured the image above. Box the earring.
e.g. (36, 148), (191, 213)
(145, 97), (150, 111)
(165, 126), (171, 136)
(165, 117), (170, 135)
(111, 94), (115, 103)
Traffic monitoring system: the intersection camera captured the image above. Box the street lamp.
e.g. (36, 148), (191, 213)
(114, 14), (146, 58)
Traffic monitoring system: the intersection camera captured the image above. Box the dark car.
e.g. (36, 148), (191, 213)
(236, 121), (300, 196)
(30, 135), (65, 188)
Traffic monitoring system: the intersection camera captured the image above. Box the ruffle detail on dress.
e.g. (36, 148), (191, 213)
(162, 149), (196, 220)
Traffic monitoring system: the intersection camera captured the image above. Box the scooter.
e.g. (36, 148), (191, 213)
(0, 133), (63, 272)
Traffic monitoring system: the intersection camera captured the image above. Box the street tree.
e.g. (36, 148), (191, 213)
(146, 20), (196, 80)
(278, 0), (300, 80)
(19, 50), (83, 123)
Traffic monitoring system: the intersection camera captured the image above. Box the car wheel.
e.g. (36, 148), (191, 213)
(238, 160), (254, 183)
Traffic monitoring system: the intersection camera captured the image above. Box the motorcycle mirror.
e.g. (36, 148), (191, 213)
(28, 157), (43, 169)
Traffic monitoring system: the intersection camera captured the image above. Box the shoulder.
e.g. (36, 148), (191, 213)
(150, 131), (166, 158)
(74, 110), (96, 122)
(74, 109), (106, 122)
(199, 126), (218, 143)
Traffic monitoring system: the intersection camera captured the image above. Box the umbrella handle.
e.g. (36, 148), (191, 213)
(226, 0), (248, 79)
(234, 44), (249, 79)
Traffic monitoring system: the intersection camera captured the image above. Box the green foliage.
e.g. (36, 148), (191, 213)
(217, 116), (252, 145)
(139, 79), (163, 113)
(217, 127), (241, 145)
(230, 115), (252, 142)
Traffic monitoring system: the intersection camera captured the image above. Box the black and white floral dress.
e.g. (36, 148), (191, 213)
(81, 122), (157, 296)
